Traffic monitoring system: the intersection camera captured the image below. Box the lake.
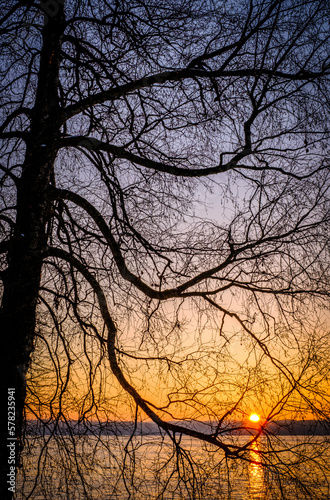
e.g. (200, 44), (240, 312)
(17, 434), (330, 499)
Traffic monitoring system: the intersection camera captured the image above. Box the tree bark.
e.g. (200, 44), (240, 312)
(0, 6), (64, 498)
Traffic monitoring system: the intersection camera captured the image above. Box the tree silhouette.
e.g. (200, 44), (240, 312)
(0, 0), (329, 498)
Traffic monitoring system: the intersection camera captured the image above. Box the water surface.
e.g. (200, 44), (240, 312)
(17, 434), (330, 499)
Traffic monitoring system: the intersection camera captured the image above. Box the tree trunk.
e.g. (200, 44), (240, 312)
(0, 6), (64, 498)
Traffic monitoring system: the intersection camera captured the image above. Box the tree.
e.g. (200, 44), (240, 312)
(0, 0), (329, 498)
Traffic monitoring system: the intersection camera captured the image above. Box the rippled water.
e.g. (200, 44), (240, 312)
(17, 435), (330, 499)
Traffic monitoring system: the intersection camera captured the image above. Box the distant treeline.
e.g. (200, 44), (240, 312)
(25, 419), (330, 437)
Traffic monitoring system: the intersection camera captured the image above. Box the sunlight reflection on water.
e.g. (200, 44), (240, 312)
(248, 441), (265, 500)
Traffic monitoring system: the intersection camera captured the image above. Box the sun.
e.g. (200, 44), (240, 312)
(249, 413), (260, 423)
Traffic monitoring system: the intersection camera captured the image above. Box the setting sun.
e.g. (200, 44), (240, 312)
(249, 413), (260, 423)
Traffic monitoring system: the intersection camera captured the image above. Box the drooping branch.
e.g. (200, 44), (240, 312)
(60, 135), (251, 177)
(59, 135), (326, 179)
(45, 245), (249, 457)
(51, 186), (329, 302)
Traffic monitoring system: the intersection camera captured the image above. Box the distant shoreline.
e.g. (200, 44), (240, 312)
(25, 419), (330, 436)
